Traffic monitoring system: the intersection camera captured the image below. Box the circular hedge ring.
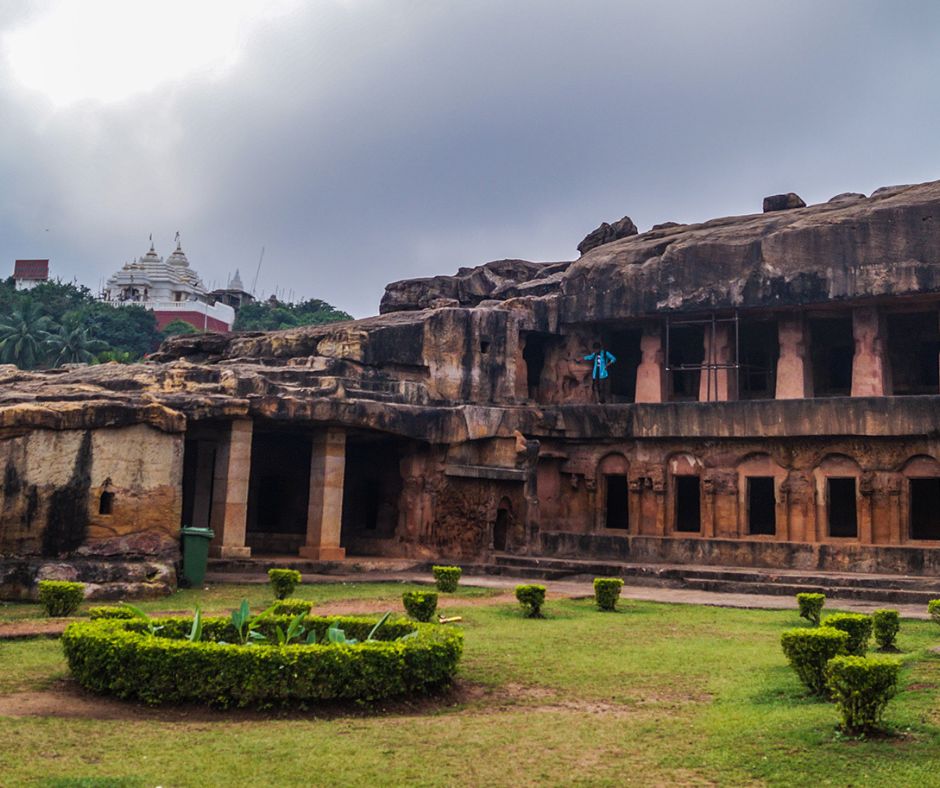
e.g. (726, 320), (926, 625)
(62, 614), (463, 707)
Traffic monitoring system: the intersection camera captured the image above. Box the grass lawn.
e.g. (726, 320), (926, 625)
(1, 584), (939, 786)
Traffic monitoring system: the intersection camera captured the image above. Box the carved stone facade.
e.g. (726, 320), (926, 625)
(5, 181), (940, 595)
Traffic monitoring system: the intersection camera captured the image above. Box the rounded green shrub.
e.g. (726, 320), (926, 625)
(872, 609), (900, 651)
(37, 580), (85, 617)
(515, 584), (546, 618)
(826, 655), (901, 734)
(402, 591), (438, 622)
(88, 605), (135, 620)
(432, 566), (462, 593)
(272, 599), (313, 616)
(268, 568), (302, 600)
(593, 577), (624, 611)
(780, 626), (849, 695)
(796, 592), (825, 626)
(61, 614), (463, 707)
(928, 599), (940, 625)
(823, 613), (872, 656)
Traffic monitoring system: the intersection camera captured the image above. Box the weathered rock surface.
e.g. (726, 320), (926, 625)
(762, 192), (806, 212)
(577, 215), (639, 255)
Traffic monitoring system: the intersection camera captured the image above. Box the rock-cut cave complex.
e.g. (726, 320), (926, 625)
(4, 181), (940, 597)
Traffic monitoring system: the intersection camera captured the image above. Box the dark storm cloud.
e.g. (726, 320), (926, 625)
(1, 0), (939, 316)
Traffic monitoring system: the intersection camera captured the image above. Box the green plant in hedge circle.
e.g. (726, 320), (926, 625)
(928, 599), (940, 625)
(826, 655), (901, 734)
(780, 626), (849, 695)
(272, 599), (313, 616)
(796, 592), (825, 626)
(823, 613), (872, 656)
(403, 591), (438, 622)
(37, 580), (85, 617)
(515, 584), (546, 618)
(432, 566), (462, 593)
(593, 577), (624, 611)
(268, 568), (302, 599)
(87, 605), (135, 620)
(871, 609), (900, 651)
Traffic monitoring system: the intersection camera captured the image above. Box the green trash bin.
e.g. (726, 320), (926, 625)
(180, 526), (214, 586)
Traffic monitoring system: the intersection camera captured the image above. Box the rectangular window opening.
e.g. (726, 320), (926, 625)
(887, 312), (940, 395)
(746, 476), (776, 535)
(810, 317), (854, 397)
(675, 475), (701, 532)
(604, 475), (629, 530)
(910, 477), (940, 539)
(668, 325), (704, 401)
(98, 491), (114, 516)
(739, 321), (779, 399)
(827, 477), (858, 537)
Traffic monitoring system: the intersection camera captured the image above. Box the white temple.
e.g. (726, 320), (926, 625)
(102, 235), (236, 332)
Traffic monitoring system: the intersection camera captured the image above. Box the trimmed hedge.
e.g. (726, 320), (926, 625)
(826, 655), (901, 734)
(61, 614), (463, 707)
(593, 578), (624, 611)
(271, 599), (313, 616)
(88, 606), (135, 621)
(872, 609), (900, 651)
(432, 566), (462, 593)
(929, 599), (940, 625)
(796, 592), (825, 626)
(402, 591), (438, 622)
(823, 613), (872, 656)
(38, 580), (84, 617)
(268, 568), (302, 600)
(781, 627), (849, 695)
(515, 585), (546, 618)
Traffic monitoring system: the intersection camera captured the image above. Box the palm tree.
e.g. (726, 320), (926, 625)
(45, 324), (109, 366)
(0, 302), (53, 369)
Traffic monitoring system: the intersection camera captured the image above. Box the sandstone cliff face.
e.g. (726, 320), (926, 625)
(381, 181), (940, 325)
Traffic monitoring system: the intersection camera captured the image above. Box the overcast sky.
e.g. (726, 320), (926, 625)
(1, 1), (938, 317)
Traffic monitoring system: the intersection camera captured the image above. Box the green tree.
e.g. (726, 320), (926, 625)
(46, 323), (109, 366)
(162, 319), (200, 336)
(0, 301), (54, 368)
(233, 297), (352, 331)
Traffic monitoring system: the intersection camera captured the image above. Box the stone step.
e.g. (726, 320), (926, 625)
(681, 578), (938, 606)
(208, 556), (433, 576)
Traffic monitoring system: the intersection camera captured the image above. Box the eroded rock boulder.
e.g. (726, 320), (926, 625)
(762, 192), (806, 212)
(577, 215), (638, 255)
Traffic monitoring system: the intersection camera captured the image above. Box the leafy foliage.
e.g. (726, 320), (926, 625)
(87, 606), (136, 620)
(515, 585), (547, 618)
(161, 319), (199, 336)
(593, 577), (624, 611)
(232, 298), (352, 331)
(871, 609), (900, 650)
(780, 626), (849, 695)
(796, 593), (825, 626)
(271, 599), (313, 616)
(823, 613), (872, 656)
(37, 580), (84, 617)
(61, 613), (463, 707)
(432, 566), (462, 593)
(268, 568), (302, 600)
(825, 655), (901, 734)
(403, 591), (439, 622)
(0, 301), (53, 368)
(928, 599), (940, 625)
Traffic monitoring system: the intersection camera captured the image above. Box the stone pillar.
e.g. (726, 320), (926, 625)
(699, 324), (736, 402)
(209, 419), (253, 559)
(190, 440), (215, 530)
(634, 324), (665, 403)
(299, 427), (347, 560)
(775, 315), (812, 399)
(851, 307), (888, 397)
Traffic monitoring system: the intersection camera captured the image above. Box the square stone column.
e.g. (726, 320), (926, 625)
(299, 427), (347, 560)
(775, 315), (812, 399)
(209, 419), (253, 559)
(699, 323), (737, 402)
(634, 324), (665, 403)
(851, 307), (888, 397)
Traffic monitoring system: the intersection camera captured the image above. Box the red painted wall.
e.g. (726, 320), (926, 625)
(154, 311), (230, 333)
